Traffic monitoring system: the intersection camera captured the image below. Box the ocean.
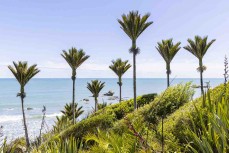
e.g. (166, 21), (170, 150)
(0, 78), (223, 141)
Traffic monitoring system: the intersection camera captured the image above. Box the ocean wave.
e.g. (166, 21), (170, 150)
(0, 115), (22, 123)
(4, 108), (15, 111)
(46, 113), (62, 118)
(0, 113), (62, 123)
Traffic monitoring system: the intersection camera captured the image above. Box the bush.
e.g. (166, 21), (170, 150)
(40, 93), (157, 150)
(185, 87), (229, 152)
(94, 93), (157, 120)
(155, 83), (228, 152)
(59, 114), (115, 139)
(112, 82), (195, 137)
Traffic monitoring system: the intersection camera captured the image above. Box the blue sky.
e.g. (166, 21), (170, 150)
(0, 0), (228, 78)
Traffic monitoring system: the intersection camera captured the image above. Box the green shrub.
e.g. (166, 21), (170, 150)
(155, 83), (228, 152)
(94, 93), (157, 120)
(33, 136), (83, 153)
(59, 114), (115, 140)
(112, 82), (194, 135)
(185, 89), (229, 152)
(40, 93), (156, 150)
(137, 93), (157, 108)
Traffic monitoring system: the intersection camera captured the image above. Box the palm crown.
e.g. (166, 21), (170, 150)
(118, 11), (153, 52)
(61, 103), (84, 120)
(87, 80), (105, 98)
(156, 39), (181, 74)
(8, 61), (40, 91)
(183, 36), (215, 60)
(61, 47), (90, 78)
(109, 58), (131, 82)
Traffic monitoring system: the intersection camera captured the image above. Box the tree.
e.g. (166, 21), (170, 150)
(109, 58), (131, 102)
(156, 39), (181, 87)
(8, 61), (40, 148)
(61, 47), (89, 124)
(183, 36), (215, 95)
(87, 80), (105, 112)
(61, 103), (84, 121)
(118, 11), (153, 109)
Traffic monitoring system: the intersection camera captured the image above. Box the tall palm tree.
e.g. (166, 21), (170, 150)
(118, 11), (153, 109)
(183, 36), (215, 95)
(61, 47), (89, 124)
(87, 80), (105, 112)
(8, 61), (40, 148)
(156, 39), (181, 87)
(109, 58), (131, 102)
(61, 103), (84, 121)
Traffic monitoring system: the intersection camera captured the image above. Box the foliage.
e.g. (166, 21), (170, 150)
(8, 61), (40, 90)
(185, 86), (229, 152)
(144, 82), (194, 125)
(109, 58), (131, 81)
(118, 10), (153, 110)
(61, 47), (90, 77)
(183, 36), (215, 62)
(52, 116), (72, 133)
(156, 39), (181, 87)
(109, 58), (131, 102)
(183, 35), (215, 95)
(98, 101), (109, 110)
(57, 114), (115, 140)
(137, 93), (157, 108)
(40, 93), (156, 150)
(154, 83), (229, 152)
(61, 47), (89, 125)
(117, 11), (153, 51)
(0, 138), (26, 153)
(94, 93), (157, 120)
(8, 61), (40, 149)
(87, 80), (105, 112)
(84, 129), (136, 153)
(61, 103), (84, 121)
(32, 136), (83, 153)
(156, 39), (181, 74)
(112, 82), (194, 152)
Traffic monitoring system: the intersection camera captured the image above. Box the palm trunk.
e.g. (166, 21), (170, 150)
(133, 53), (137, 109)
(20, 88), (30, 148)
(199, 60), (204, 95)
(94, 97), (98, 112)
(167, 72), (170, 88)
(119, 78), (122, 103)
(119, 83), (122, 102)
(166, 63), (171, 88)
(72, 76), (76, 124)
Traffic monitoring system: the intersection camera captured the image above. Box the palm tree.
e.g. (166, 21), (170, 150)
(61, 47), (89, 124)
(118, 11), (153, 109)
(109, 58), (131, 102)
(156, 39), (181, 87)
(183, 36), (215, 95)
(8, 61), (40, 148)
(61, 103), (84, 121)
(87, 80), (105, 112)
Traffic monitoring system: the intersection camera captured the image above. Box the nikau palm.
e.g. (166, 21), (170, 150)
(156, 39), (181, 87)
(61, 47), (89, 124)
(109, 58), (131, 102)
(8, 61), (40, 148)
(184, 36), (215, 95)
(118, 11), (153, 109)
(87, 80), (105, 112)
(61, 103), (84, 121)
